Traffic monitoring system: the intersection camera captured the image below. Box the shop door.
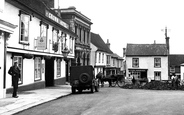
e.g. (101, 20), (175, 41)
(45, 58), (54, 87)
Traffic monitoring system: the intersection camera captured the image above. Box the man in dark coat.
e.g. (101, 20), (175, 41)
(8, 62), (20, 98)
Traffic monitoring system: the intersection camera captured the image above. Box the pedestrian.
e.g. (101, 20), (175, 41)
(8, 62), (20, 98)
(96, 72), (104, 87)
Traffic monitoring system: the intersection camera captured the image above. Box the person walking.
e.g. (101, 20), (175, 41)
(8, 62), (20, 98)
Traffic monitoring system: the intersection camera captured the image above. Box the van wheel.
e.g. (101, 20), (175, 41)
(72, 87), (76, 94)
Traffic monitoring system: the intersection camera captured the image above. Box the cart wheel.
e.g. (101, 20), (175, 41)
(111, 80), (116, 87)
(117, 79), (125, 87)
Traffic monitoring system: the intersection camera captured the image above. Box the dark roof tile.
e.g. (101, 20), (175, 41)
(126, 44), (168, 56)
(91, 32), (113, 54)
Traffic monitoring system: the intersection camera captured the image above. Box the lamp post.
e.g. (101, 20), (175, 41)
(62, 34), (70, 82)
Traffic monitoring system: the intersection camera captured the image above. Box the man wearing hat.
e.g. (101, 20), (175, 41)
(8, 62), (20, 98)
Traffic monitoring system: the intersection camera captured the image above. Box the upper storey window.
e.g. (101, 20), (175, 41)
(19, 13), (30, 45)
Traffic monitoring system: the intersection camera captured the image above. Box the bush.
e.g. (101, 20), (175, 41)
(121, 80), (184, 90)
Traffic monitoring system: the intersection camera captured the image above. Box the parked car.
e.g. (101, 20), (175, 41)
(70, 65), (99, 93)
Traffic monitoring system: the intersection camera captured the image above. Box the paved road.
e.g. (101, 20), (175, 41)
(15, 85), (184, 115)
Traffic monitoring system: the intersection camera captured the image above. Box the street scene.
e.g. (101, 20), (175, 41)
(15, 85), (184, 115)
(1, 0), (184, 115)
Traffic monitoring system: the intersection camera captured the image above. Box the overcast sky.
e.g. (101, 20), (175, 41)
(57, 0), (184, 57)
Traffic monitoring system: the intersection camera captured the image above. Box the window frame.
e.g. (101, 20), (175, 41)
(132, 58), (139, 67)
(40, 22), (48, 49)
(99, 52), (101, 63)
(34, 57), (42, 81)
(154, 71), (161, 81)
(154, 58), (161, 68)
(19, 11), (31, 45)
(52, 28), (59, 52)
(56, 59), (61, 77)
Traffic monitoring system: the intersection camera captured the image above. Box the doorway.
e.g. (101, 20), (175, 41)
(45, 58), (54, 87)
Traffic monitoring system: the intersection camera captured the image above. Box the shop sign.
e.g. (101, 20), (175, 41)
(129, 69), (147, 72)
(45, 10), (69, 29)
(36, 36), (46, 50)
(0, 0), (4, 13)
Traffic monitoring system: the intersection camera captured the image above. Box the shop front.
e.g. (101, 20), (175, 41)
(128, 69), (148, 83)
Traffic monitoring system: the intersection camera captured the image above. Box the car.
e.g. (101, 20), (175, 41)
(70, 65), (100, 93)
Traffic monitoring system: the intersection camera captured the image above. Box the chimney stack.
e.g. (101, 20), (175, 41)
(123, 48), (126, 57)
(106, 39), (110, 49)
(165, 27), (170, 54)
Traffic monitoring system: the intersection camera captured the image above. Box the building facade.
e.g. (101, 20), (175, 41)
(0, 0), (17, 98)
(126, 44), (169, 81)
(54, 6), (93, 67)
(3, 0), (76, 95)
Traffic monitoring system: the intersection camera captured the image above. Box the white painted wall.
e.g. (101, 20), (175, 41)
(4, 2), (75, 89)
(180, 65), (184, 80)
(0, 34), (4, 98)
(126, 56), (168, 80)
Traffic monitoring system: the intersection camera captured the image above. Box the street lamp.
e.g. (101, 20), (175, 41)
(62, 47), (70, 60)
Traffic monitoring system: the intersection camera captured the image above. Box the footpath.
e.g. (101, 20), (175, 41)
(0, 85), (71, 115)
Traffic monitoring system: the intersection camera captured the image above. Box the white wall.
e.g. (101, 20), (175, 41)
(180, 65), (184, 80)
(0, 34), (5, 98)
(126, 56), (168, 80)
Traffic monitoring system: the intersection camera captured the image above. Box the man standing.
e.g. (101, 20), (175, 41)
(8, 62), (20, 98)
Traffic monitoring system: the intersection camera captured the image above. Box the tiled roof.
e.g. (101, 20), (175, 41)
(112, 53), (123, 59)
(126, 44), (168, 56)
(169, 55), (184, 66)
(91, 32), (113, 54)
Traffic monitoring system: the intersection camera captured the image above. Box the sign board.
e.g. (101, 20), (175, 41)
(37, 37), (46, 50)
(45, 10), (69, 29)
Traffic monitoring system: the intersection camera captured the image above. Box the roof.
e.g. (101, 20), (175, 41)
(126, 44), (168, 56)
(169, 55), (184, 66)
(112, 53), (123, 60)
(91, 32), (113, 54)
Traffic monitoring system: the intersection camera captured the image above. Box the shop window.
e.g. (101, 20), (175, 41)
(57, 59), (61, 77)
(154, 58), (161, 68)
(13, 56), (23, 84)
(19, 13), (30, 45)
(132, 58), (139, 67)
(154, 71), (161, 80)
(34, 57), (42, 81)
(130, 71), (141, 79)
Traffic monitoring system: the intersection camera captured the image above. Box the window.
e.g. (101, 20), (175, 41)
(154, 71), (161, 80)
(130, 71), (141, 79)
(60, 33), (65, 51)
(13, 56), (23, 84)
(170, 66), (175, 73)
(40, 23), (47, 49)
(102, 53), (104, 63)
(106, 55), (110, 65)
(113, 59), (115, 66)
(34, 57), (42, 81)
(19, 14), (30, 44)
(99, 53), (101, 63)
(57, 59), (61, 77)
(154, 58), (161, 68)
(132, 58), (139, 67)
(52, 29), (59, 52)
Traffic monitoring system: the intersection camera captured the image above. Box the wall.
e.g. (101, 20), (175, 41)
(4, 2), (75, 91)
(126, 56), (168, 80)
(0, 33), (4, 98)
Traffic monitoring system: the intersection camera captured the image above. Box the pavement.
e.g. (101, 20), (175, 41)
(0, 85), (72, 115)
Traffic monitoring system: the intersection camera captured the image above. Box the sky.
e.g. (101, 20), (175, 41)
(57, 0), (184, 57)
